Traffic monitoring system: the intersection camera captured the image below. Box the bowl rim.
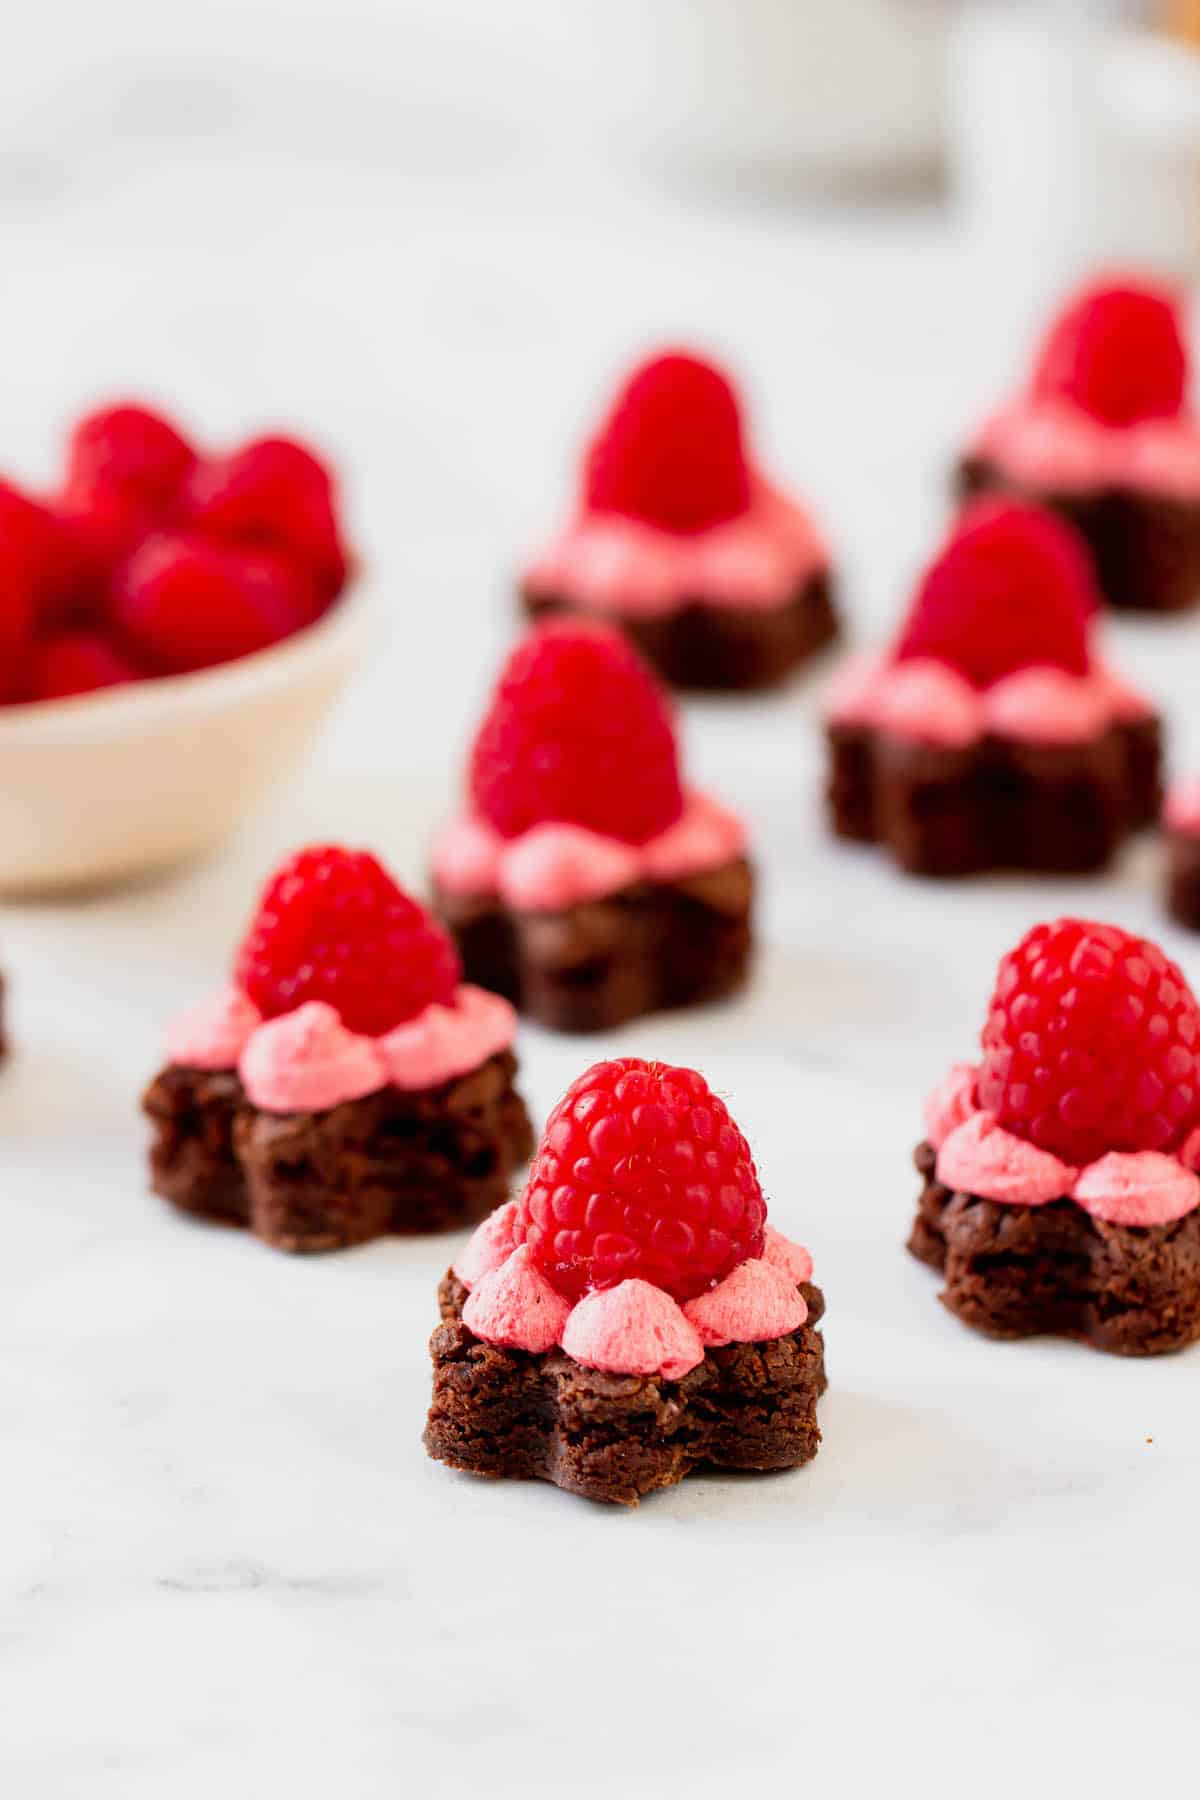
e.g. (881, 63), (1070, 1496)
(0, 581), (372, 744)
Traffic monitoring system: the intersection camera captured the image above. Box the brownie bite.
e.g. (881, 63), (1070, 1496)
(1164, 780), (1200, 932)
(425, 1057), (827, 1506)
(909, 918), (1200, 1355)
(520, 350), (838, 691)
(823, 500), (1162, 878)
(143, 844), (533, 1252)
(956, 276), (1200, 614)
(432, 620), (754, 1031)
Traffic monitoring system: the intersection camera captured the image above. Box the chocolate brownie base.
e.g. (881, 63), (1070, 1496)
(434, 857), (753, 1033)
(522, 571), (839, 692)
(909, 1140), (1200, 1355)
(825, 717), (1159, 878)
(424, 1271), (826, 1505)
(959, 454), (1200, 615)
(1166, 830), (1200, 931)
(143, 1049), (534, 1252)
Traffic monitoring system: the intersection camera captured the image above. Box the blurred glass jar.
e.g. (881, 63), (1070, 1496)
(603, 0), (947, 189)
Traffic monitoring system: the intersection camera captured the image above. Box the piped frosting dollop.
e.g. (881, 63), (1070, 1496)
(432, 788), (747, 911)
(524, 477), (827, 620)
(166, 982), (517, 1114)
(926, 1063), (1200, 1227)
(451, 1212), (817, 1379)
(824, 651), (1149, 750)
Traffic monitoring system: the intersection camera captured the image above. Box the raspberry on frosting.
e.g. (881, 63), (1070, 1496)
(583, 350), (752, 533)
(234, 844), (462, 1037)
(1032, 277), (1189, 426)
(977, 918), (1200, 1167)
(893, 499), (1098, 687)
(467, 621), (684, 846)
(513, 1057), (766, 1303)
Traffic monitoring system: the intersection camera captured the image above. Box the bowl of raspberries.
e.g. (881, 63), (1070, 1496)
(0, 401), (363, 892)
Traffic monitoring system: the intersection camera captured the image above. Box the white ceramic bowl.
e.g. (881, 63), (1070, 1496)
(0, 590), (367, 894)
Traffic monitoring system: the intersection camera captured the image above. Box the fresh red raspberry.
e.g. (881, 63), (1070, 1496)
(894, 499), (1096, 686)
(514, 1058), (766, 1303)
(48, 483), (151, 624)
(0, 482), (58, 689)
(181, 435), (347, 608)
(28, 632), (140, 701)
(468, 621), (683, 844)
(66, 402), (196, 514)
(584, 350), (752, 533)
(977, 918), (1200, 1166)
(110, 533), (307, 675)
(1032, 279), (1188, 425)
(235, 844), (461, 1035)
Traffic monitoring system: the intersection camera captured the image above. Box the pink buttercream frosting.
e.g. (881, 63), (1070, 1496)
(238, 1002), (389, 1113)
(432, 788), (747, 911)
(925, 1065), (1200, 1226)
(560, 1281), (705, 1379)
(923, 1063), (979, 1150)
(762, 1224), (813, 1285)
(461, 1245), (571, 1354)
(824, 650), (1150, 750)
(683, 1258), (806, 1346)
(1092, 663), (1155, 726)
(937, 1112), (1078, 1206)
(1165, 778), (1200, 837)
(452, 1199), (520, 1287)
(1071, 1153), (1200, 1227)
(983, 666), (1111, 745)
(168, 982), (517, 1115)
(523, 475), (827, 619)
(452, 1215), (817, 1377)
(165, 984), (262, 1070)
(377, 986), (516, 1090)
(872, 658), (983, 749)
(972, 398), (1200, 500)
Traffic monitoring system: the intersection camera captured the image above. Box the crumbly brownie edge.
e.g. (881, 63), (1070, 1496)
(522, 570), (839, 692)
(1166, 830), (1200, 933)
(824, 721), (1156, 878)
(142, 1050), (534, 1252)
(433, 858), (754, 1033)
(425, 1271), (827, 1506)
(908, 1139), (1200, 1356)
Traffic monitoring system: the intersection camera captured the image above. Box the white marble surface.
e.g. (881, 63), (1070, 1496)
(4, 19), (1200, 1797)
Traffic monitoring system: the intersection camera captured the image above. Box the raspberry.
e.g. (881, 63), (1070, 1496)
(29, 632), (139, 701)
(584, 350), (751, 532)
(49, 483), (151, 623)
(468, 621), (683, 844)
(1032, 279), (1188, 425)
(0, 483), (56, 689)
(0, 479), (76, 647)
(235, 844), (461, 1035)
(514, 1058), (766, 1303)
(66, 403), (196, 514)
(181, 435), (347, 607)
(977, 918), (1200, 1166)
(894, 500), (1096, 686)
(110, 533), (307, 675)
